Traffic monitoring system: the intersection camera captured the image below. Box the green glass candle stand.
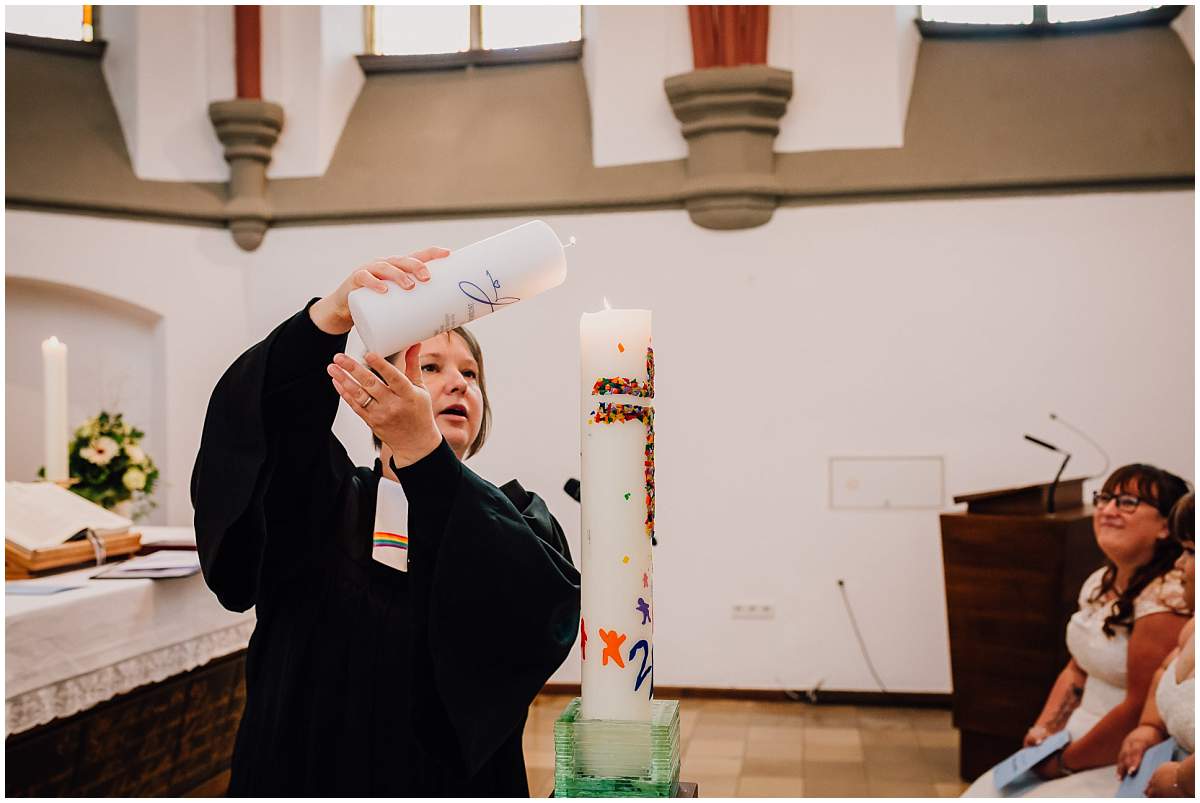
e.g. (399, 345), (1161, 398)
(553, 697), (681, 797)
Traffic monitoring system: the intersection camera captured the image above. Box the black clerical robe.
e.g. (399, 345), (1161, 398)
(191, 300), (581, 796)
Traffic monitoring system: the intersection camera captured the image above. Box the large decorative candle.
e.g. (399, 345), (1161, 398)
(348, 219), (569, 357)
(41, 336), (69, 482)
(580, 305), (655, 722)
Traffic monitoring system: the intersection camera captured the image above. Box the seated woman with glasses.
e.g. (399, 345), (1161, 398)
(1116, 492), (1194, 797)
(964, 464), (1191, 797)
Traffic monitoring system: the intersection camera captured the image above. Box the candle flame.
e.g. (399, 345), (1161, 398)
(602, 297), (611, 311)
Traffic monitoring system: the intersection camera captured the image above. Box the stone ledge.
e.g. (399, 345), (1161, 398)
(666, 66), (794, 230)
(5, 32), (106, 59)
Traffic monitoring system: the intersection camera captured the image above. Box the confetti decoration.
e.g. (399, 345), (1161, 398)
(588, 402), (655, 541)
(590, 346), (655, 399)
(622, 555), (630, 564)
(617, 342), (625, 352)
(624, 492), (631, 500)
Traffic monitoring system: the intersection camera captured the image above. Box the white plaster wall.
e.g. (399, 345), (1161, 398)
(770, 5), (917, 152)
(4, 211), (252, 528)
(1172, 5), (1194, 60)
(101, 5), (363, 182)
(101, 5), (234, 182)
(894, 5), (921, 133)
(261, 4), (365, 178)
(581, 5), (692, 168)
(233, 190), (1193, 691)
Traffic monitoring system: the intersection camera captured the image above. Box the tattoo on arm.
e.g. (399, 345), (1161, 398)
(1046, 684), (1084, 731)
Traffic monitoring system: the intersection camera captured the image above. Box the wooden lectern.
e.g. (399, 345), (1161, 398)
(939, 478), (1103, 781)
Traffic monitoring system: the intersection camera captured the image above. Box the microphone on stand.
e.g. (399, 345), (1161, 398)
(1049, 412), (1110, 480)
(1023, 434), (1071, 514)
(564, 478), (580, 503)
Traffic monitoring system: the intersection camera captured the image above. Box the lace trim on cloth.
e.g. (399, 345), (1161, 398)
(1134, 567), (1191, 618)
(6, 619), (256, 736)
(1078, 566), (1192, 619)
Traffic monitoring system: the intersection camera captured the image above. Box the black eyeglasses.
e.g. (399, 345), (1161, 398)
(1093, 491), (1156, 514)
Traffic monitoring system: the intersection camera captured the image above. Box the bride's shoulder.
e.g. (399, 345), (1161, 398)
(1134, 567), (1190, 620)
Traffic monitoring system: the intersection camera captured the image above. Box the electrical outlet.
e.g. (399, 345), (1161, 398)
(732, 603), (775, 620)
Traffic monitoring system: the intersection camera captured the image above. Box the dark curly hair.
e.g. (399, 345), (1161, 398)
(1089, 463), (1191, 636)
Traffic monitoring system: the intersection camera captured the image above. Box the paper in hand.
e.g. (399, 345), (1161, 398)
(992, 729), (1071, 790)
(1117, 737), (1178, 798)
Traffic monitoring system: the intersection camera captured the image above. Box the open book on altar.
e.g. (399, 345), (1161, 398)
(5, 481), (132, 551)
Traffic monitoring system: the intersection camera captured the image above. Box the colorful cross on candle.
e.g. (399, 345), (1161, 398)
(580, 306), (655, 722)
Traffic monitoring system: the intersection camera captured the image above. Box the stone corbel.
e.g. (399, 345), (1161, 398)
(208, 99), (284, 251)
(665, 66), (793, 230)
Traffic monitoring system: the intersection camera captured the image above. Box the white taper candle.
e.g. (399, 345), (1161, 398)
(41, 336), (69, 482)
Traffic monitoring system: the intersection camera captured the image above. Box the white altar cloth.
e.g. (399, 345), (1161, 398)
(6, 530), (254, 736)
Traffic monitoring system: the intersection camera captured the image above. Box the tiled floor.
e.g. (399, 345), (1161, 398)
(523, 694), (969, 798)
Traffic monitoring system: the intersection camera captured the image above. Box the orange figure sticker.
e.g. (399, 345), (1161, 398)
(599, 628), (627, 668)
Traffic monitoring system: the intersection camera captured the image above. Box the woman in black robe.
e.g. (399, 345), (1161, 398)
(191, 249), (581, 796)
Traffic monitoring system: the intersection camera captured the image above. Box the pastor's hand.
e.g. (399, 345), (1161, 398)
(310, 247), (450, 335)
(327, 349), (442, 467)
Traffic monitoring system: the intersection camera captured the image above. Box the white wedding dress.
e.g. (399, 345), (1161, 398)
(1156, 650), (1195, 754)
(964, 567), (1188, 797)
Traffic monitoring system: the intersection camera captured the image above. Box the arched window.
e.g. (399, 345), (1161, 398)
(5, 4), (95, 42)
(918, 5), (1182, 37)
(362, 4), (581, 71)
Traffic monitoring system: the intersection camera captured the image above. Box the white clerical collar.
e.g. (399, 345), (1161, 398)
(372, 476), (409, 573)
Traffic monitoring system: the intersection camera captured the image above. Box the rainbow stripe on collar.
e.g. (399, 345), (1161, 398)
(373, 532), (408, 550)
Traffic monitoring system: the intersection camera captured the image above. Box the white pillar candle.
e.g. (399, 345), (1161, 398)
(580, 305), (655, 723)
(41, 336), (69, 482)
(348, 219), (569, 357)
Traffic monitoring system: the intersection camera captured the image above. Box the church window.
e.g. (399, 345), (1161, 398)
(6, 4), (95, 42)
(363, 4), (582, 70)
(917, 5), (1180, 36)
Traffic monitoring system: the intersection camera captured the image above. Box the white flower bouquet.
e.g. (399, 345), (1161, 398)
(39, 411), (160, 519)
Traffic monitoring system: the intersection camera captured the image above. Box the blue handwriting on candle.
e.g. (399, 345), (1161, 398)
(629, 639), (654, 697)
(459, 270), (520, 312)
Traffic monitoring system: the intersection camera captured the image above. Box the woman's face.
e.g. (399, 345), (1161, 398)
(1174, 536), (1195, 610)
(1093, 482), (1169, 570)
(417, 331), (483, 458)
